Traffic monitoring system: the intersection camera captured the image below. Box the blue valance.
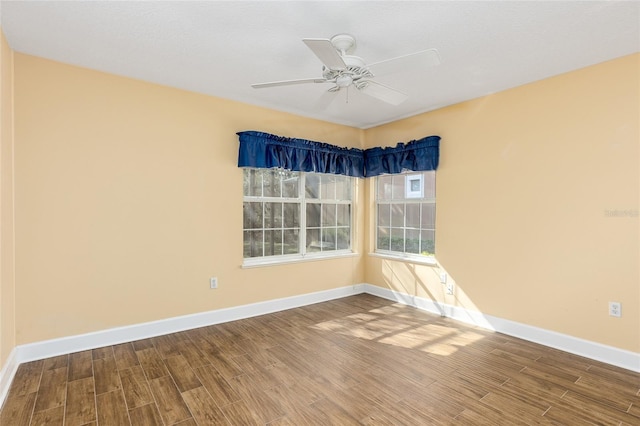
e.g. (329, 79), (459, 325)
(237, 131), (365, 178)
(237, 131), (440, 178)
(363, 135), (440, 177)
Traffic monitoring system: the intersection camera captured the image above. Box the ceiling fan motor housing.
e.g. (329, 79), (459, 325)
(322, 54), (373, 85)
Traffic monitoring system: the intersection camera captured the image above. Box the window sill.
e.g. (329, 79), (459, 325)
(242, 251), (359, 269)
(368, 252), (437, 267)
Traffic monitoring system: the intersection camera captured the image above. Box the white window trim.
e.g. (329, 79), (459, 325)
(243, 250), (358, 268)
(242, 170), (355, 267)
(368, 251), (437, 266)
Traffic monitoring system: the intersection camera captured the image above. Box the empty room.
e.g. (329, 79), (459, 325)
(0, 1), (638, 425)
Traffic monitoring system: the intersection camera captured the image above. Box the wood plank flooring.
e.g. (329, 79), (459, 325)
(1, 294), (639, 425)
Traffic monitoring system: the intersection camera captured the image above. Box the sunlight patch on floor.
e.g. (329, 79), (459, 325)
(311, 309), (486, 356)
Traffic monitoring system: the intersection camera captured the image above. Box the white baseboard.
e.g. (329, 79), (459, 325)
(17, 284), (365, 364)
(0, 284), (363, 408)
(0, 348), (18, 408)
(363, 284), (640, 373)
(1, 281), (638, 409)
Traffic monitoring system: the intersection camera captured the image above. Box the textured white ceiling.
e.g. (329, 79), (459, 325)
(1, 1), (639, 129)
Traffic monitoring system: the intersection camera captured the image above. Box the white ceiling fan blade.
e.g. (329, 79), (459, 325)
(368, 48), (441, 77)
(358, 81), (408, 105)
(303, 39), (347, 70)
(251, 78), (327, 89)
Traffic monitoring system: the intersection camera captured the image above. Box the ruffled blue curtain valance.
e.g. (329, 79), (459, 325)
(363, 135), (440, 177)
(237, 131), (365, 177)
(237, 131), (440, 177)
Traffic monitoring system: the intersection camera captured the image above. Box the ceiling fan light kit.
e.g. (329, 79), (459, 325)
(251, 33), (441, 107)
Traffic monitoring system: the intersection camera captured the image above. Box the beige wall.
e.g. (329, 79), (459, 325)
(14, 53), (365, 344)
(8, 48), (640, 356)
(0, 29), (16, 366)
(365, 53), (640, 352)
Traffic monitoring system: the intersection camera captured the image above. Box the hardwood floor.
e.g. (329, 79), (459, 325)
(1, 294), (639, 425)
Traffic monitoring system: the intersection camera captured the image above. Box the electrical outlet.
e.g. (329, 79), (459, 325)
(439, 272), (447, 284)
(210, 277), (218, 289)
(608, 301), (621, 317)
(446, 282), (454, 295)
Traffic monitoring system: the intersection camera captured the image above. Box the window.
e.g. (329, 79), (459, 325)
(243, 168), (353, 264)
(376, 171), (436, 259)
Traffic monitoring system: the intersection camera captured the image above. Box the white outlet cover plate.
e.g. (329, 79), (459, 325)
(608, 302), (621, 317)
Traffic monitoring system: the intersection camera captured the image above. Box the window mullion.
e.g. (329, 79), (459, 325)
(419, 201), (423, 254)
(300, 173), (306, 256)
(403, 202), (406, 253)
(319, 199), (323, 252)
(261, 191), (266, 258)
(279, 203), (284, 256)
(350, 178), (355, 253)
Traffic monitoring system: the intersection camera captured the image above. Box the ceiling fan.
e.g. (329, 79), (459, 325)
(251, 34), (441, 106)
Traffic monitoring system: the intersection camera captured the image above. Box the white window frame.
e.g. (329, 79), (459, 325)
(242, 169), (355, 267)
(374, 171), (436, 265)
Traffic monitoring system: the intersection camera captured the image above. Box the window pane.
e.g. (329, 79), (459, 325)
(245, 169), (262, 197)
(406, 229), (420, 254)
(264, 230), (283, 257)
(305, 174), (320, 198)
(337, 204), (350, 226)
(423, 171), (436, 199)
(243, 202), (251, 229)
(274, 203), (284, 227)
(391, 228), (404, 252)
(377, 227), (390, 250)
(282, 172), (299, 198)
(322, 204), (336, 227)
(243, 232), (251, 258)
(283, 229), (299, 254)
(337, 227), (350, 250)
(377, 175), (392, 200)
(421, 203), (436, 229)
(263, 170), (282, 197)
(244, 230), (263, 258)
(406, 204), (420, 228)
(283, 203), (299, 228)
(306, 203), (321, 227)
(306, 228), (321, 252)
(264, 202), (283, 229)
(323, 228), (336, 251)
(391, 204), (405, 227)
(321, 175), (336, 200)
(243, 202), (263, 229)
(378, 204), (390, 227)
(243, 169), (249, 196)
(392, 175), (405, 200)
(264, 230), (273, 257)
(335, 176), (351, 201)
(275, 230), (284, 254)
(421, 230), (436, 255)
